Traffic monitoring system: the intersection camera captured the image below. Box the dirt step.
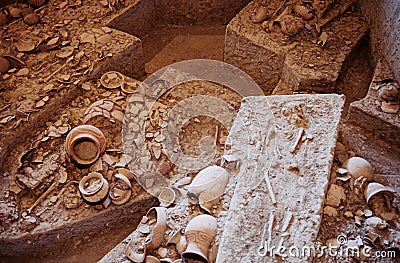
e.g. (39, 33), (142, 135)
(340, 123), (400, 175)
(224, 0), (369, 94)
(346, 58), (400, 148)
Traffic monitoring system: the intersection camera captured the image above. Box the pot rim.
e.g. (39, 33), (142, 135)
(79, 172), (104, 196)
(100, 71), (125, 89)
(65, 125), (106, 165)
(68, 135), (101, 165)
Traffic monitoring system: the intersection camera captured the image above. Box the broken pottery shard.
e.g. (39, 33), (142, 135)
(59, 27), (68, 38)
(0, 115), (15, 124)
(47, 37), (60, 47)
(16, 68), (29, 76)
(152, 145), (162, 160)
(381, 102), (399, 114)
(16, 40), (36, 52)
(318, 32), (328, 47)
(103, 154), (118, 166)
(111, 110), (124, 122)
(222, 154), (238, 163)
(35, 100), (46, 108)
(59, 170), (68, 184)
(217, 94), (344, 263)
(80, 32), (95, 44)
(56, 47), (74, 58)
(101, 27), (112, 33)
(325, 184), (346, 207)
(97, 34), (112, 44)
(290, 127), (304, 153)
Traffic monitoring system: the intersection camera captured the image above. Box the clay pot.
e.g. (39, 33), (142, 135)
(125, 207), (167, 262)
(0, 57), (10, 73)
(158, 187), (176, 207)
(343, 157), (374, 181)
(65, 125), (106, 166)
(0, 13), (8, 26)
(9, 8), (22, 18)
(251, 6), (269, 23)
(23, 13), (40, 25)
(145, 207), (168, 250)
(28, 0), (47, 7)
(79, 172), (109, 203)
(182, 215), (217, 263)
(109, 173), (132, 205)
(364, 182), (396, 204)
(188, 166), (229, 213)
(100, 71), (125, 89)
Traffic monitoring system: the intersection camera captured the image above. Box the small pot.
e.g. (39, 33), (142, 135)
(343, 157), (374, 181)
(145, 207), (168, 250)
(182, 215), (217, 263)
(79, 172), (109, 203)
(0, 57), (10, 73)
(188, 166), (229, 213)
(65, 125), (106, 166)
(109, 173), (132, 205)
(158, 187), (176, 207)
(364, 182), (396, 204)
(100, 71), (125, 89)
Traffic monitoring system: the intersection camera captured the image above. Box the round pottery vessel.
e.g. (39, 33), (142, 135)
(343, 157), (374, 181)
(158, 187), (176, 207)
(65, 125), (106, 166)
(79, 172), (109, 203)
(364, 182), (396, 204)
(145, 207), (168, 250)
(100, 71), (125, 89)
(109, 173), (132, 205)
(188, 166), (229, 212)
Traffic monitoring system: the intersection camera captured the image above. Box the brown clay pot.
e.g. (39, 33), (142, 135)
(0, 57), (10, 73)
(65, 125), (106, 166)
(0, 13), (8, 26)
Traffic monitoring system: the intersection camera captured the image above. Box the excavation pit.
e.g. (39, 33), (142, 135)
(0, 0), (399, 262)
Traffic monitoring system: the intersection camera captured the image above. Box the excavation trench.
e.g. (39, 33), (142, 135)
(1, 0), (388, 262)
(0, 1), (249, 262)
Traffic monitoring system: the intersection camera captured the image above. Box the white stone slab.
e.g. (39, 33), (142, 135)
(217, 94), (344, 263)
